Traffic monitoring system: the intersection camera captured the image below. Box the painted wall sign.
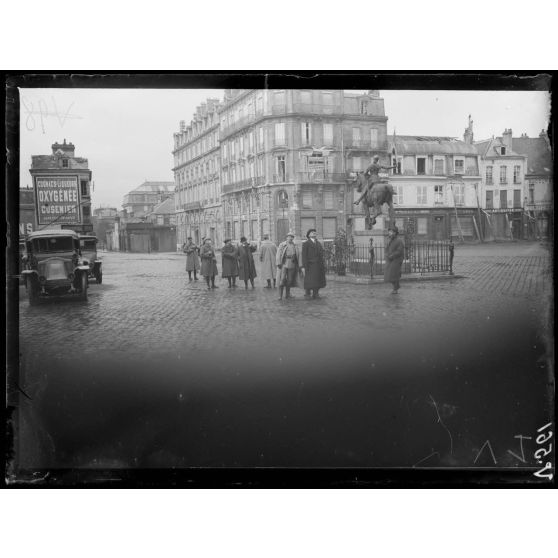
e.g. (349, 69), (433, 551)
(34, 176), (81, 226)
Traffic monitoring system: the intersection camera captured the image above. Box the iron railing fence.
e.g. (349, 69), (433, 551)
(323, 239), (453, 277)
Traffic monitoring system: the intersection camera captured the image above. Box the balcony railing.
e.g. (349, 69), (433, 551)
(221, 113), (256, 137)
(272, 174), (288, 184)
(298, 171), (348, 183)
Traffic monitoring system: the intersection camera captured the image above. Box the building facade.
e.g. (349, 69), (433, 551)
(512, 130), (552, 239)
(217, 89), (388, 244)
(122, 181), (175, 219)
(173, 98), (222, 247)
(386, 121), (482, 240)
(29, 140), (93, 233)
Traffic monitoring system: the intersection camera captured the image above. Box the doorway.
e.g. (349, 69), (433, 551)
(431, 215), (446, 240)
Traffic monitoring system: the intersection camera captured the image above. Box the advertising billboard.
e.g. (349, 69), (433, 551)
(34, 176), (81, 226)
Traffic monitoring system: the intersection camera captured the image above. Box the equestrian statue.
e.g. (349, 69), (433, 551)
(352, 155), (396, 229)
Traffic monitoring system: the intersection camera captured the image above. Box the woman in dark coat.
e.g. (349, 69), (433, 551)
(301, 228), (326, 299)
(199, 238), (219, 290)
(237, 236), (257, 289)
(221, 238), (239, 288)
(183, 237), (200, 280)
(384, 226), (405, 294)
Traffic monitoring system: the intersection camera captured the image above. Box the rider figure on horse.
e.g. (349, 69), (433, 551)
(354, 155), (395, 206)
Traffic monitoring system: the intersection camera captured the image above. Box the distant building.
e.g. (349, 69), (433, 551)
(512, 130), (552, 239)
(29, 139), (93, 233)
(92, 206), (118, 246)
(122, 181), (175, 219)
(475, 128), (552, 240)
(387, 118), (482, 240)
(146, 197), (176, 226)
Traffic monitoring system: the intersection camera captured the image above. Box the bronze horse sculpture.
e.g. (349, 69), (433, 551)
(352, 172), (396, 229)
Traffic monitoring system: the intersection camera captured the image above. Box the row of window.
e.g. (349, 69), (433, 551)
(176, 113), (219, 147)
(485, 165), (522, 184)
(389, 156), (469, 176)
(485, 189), (524, 208)
(176, 180), (219, 206)
(175, 156), (219, 185)
(175, 130), (219, 163)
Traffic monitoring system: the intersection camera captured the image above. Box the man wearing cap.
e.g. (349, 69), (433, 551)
(354, 155), (395, 207)
(221, 238), (239, 288)
(276, 232), (301, 300)
(183, 236), (200, 281)
(384, 225), (404, 294)
(301, 228), (326, 299)
(238, 236), (257, 289)
(259, 234), (277, 289)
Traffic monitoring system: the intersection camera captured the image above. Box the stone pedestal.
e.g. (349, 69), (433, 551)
(353, 228), (387, 249)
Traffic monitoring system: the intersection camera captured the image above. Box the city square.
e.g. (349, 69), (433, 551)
(14, 241), (552, 473)
(7, 81), (553, 484)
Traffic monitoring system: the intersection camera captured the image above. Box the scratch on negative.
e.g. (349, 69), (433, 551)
(413, 451), (440, 468)
(429, 394), (454, 456)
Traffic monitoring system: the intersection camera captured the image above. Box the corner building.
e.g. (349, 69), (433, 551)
(218, 89), (388, 243)
(29, 140), (93, 233)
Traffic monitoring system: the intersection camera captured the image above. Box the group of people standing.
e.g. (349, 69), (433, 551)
(182, 228), (328, 299)
(182, 224), (404, 297)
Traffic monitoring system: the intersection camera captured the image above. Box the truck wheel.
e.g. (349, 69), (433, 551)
(96, 270), (103, 284)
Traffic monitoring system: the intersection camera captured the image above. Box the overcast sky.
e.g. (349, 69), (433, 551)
(19, 88), (550, 210)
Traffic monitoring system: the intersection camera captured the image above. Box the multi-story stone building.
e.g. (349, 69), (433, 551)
(122, 181), (175, 219)
(29, 140), (93, 233)
(218, 89), (388, 243)
(173, 98), (222, 247)
(474, 129), (528, 240)
(386, 118), (482, 240)
(512, 130), (552, 239)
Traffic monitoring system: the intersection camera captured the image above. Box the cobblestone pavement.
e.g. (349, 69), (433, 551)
(13, 241), (553, 473)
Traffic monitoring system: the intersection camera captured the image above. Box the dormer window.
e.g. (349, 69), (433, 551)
(62, 158), (69, 168)
(501, 146), (506, 155)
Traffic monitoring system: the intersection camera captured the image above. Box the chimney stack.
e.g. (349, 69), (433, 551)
(502, 128), (513, 149)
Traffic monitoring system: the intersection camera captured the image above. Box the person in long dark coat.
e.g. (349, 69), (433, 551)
(200, 238), (219, 290)
(237, 236), (257, 289)
(384, 225), (404, 294)
(221, 238), (239, 288)
(369, 237), (375, 278)
(301, 228), (326, 299)
(183, 237), (200, 281)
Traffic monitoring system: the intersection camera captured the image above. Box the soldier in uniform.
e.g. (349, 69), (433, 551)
(354, 155), (395, 206)
(276, 232), (301, 300)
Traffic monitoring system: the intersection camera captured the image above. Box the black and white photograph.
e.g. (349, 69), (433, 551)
(6, 74), (553, 488)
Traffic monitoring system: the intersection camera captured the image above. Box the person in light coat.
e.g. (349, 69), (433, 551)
(384, 226), (405, 294)
(259, 234), (277, 288)
(276, 231), (302, 300)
